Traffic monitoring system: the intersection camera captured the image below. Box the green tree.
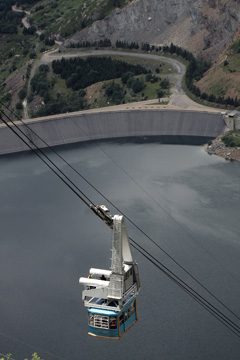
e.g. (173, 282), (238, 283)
(131, 78), (145, 93)
(157, 89), (164, 99)
(18, 88), (27, 100)
(121, 71), (134, 84)
(16, 101), (23, 109)
(29, 51), (36, 59)
(185, 57), (196, 86)
(160, 78), (170, 89)
(104, 81), (124, 104)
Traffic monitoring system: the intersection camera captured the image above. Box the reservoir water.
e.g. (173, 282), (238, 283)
(0, 140), (240, 360)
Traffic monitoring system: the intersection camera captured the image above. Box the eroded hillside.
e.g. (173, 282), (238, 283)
(63, 0), (240, 61)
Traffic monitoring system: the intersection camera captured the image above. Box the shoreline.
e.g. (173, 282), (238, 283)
(205, 135), (240, 162)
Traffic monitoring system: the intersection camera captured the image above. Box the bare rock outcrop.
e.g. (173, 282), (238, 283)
(62, 0), (240, 60)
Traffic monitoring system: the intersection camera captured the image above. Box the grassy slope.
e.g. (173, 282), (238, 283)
(196, 39), (240, 100)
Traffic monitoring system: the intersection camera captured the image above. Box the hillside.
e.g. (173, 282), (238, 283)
(1, 0), (240, 117)
(62, 0), (240, 62)
(28, 0), (133, 38)
(196, 38), (240, 100)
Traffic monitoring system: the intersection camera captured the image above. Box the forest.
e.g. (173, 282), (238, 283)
(30, 64), (88, 117)
(16, 0), (40, 5)
(52, 57), (148, 91)
(0, 0), (24, 34)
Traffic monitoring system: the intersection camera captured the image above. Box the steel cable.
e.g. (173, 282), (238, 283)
(0, 104), (240, 338)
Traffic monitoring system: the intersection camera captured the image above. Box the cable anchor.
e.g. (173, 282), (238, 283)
(90, 204), (113, 228)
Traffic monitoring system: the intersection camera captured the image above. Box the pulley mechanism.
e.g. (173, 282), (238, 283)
(90, 204), (114, 228)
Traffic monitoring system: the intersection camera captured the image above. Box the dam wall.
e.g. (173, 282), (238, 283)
(0, 109), (225, 155)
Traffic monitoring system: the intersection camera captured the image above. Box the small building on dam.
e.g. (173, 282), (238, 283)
(0, 109), (226, 155)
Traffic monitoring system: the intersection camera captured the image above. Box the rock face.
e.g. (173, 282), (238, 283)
(62, 0), (240, 60)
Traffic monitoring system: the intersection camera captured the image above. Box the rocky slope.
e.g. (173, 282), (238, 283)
(196, 36), (240, 99)
(206, 135), (240, 161)
(62, 0), (240, 61)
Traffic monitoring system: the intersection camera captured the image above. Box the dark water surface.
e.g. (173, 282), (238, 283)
(0, 141), (240, 360)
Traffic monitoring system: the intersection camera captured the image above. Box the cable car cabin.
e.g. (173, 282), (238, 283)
(88, 297), (138, 339)
(79, 206), (140, 340)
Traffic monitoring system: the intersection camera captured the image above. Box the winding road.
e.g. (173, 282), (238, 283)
(19, 45), (223, 120)
(11, 4), (222, 117)
(35, 49), (222, 117)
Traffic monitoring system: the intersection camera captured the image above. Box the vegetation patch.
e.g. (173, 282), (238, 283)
(105, 54), (175, 75)
(0, 0), (24, 34)
(34, 90), (87, 117)
(0, 352), (43, 360)
(28, 0), (133, 38)
(52, 56), (148, 90)
(222, 130), (240, 147)
(28, 55), (171, 117)
(29, 63), (87, 116)
(196, 38), (240, 107)
(30, 56), (149, 116)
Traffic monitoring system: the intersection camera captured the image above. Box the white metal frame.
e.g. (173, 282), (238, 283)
(79, 213), (140, 311)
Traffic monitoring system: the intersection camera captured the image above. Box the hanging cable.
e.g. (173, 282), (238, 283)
(68, 114), (240, 292)
(0, 110), (93, 209)
(1, 104), (240, 326)
(130, 238), (240, 335)
(131, 241), (240, 338)
(1, 102), (239, 322)
(1, 104), (240, 338)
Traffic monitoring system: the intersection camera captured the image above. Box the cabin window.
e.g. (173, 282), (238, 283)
(119, 301), (136, 324)
(124, 267), (133, 281)
(119, 314), (124, 325)
(89, 314), (109, 329)
(109, 316), (117, 329)
(128, 301), (135, 317)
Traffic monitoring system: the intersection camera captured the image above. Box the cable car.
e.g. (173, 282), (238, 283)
(79, 205), (140, 339)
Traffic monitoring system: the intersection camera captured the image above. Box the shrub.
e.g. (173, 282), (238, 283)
(29, 51), (36, 59)
(18, 88), (27, 100)
(16, 101), (23, 109)
(160, 78), (170, 89)
(157, 89), (164, 98)
(121, 71), (134, 84)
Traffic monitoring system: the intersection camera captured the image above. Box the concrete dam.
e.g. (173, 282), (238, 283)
(0, 109), (226, 155)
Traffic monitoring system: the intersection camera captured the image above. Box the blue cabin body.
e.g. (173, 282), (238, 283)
(88, 297), (138, 339)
